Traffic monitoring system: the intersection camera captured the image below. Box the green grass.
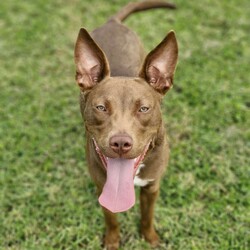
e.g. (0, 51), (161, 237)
(0, 0), (249, 249)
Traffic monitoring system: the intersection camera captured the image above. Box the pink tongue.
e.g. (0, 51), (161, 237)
(98, 158), (136, 213)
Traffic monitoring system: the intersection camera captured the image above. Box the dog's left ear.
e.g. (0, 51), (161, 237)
(139, 31), (178, 95)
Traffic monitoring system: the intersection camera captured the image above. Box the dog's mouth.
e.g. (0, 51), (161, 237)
(93, 138), (149, 176)
(93, 138), (150, 213)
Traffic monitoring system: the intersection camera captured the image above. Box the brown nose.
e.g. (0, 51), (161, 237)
(109, 134), (133, 155)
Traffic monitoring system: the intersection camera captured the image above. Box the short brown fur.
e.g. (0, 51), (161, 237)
(74, 1), (178, 249)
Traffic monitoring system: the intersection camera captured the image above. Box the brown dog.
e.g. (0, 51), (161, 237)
(74, 1), (178, 249)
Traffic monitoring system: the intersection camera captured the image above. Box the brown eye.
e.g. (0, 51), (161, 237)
(96, 105), (106, 112)
(139, 106), (149, 113)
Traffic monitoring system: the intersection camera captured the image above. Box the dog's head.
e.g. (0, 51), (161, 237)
(74, 28), (178, 158)
(74, 28), (178, 212)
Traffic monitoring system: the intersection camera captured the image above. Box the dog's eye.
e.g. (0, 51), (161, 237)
(96, 105), (106, 112)
(139, 106), (149, 113)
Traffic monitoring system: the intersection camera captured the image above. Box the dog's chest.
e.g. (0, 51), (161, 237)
(134, 163), (154, 187)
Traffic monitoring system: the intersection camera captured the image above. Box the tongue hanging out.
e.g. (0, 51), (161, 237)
(99, 158), (136, 213)
(93, 139), (150, 213)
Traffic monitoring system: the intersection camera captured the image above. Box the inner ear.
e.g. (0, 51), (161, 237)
(139, 31), (178, 95)
(74, 28), (110, 91)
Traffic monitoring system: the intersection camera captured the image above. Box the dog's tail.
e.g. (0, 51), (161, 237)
(110, 1), (176, 22)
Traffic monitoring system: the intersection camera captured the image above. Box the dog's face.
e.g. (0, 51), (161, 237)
(81, 76), (162, 159)
(74, 28), (178, 160)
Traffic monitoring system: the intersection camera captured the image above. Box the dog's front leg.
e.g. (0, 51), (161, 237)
(140, 184), (160, 247)
(102, 207), (120, 250)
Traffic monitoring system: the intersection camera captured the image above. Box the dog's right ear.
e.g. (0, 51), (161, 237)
(74, 28), (110, 91)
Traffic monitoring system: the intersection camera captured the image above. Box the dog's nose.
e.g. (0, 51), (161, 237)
(109, 134), (133, 155)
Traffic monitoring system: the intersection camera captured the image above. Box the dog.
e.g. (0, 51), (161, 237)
(74, 1), (178, 249)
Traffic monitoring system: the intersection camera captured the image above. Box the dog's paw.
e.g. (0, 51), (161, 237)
(104, 241), (119, 250)
(141, 228), (160, 248)
(104, 230), (120, 250)
(105, 245), (119, 250)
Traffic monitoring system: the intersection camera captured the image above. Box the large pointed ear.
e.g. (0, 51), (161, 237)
(139, 31), (178, 95)
(74, 28), (110, 91)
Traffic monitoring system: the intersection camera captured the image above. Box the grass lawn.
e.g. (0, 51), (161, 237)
(0, 0), (249, 249)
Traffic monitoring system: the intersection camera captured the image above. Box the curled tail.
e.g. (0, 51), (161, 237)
(110, 1), (176, 22)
